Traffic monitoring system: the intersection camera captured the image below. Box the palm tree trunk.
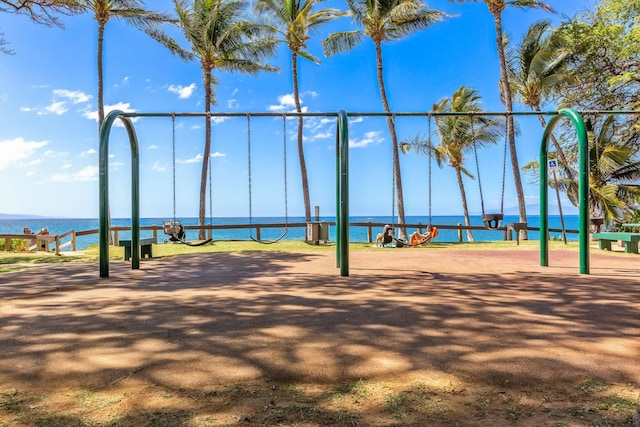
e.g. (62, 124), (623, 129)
(455, 167), (475, 242)
(375, 41), (406, 239)
(493, 12), (527, 238)
(199, 67), (212, 240)
(292, 51), (311, 223)
(97, 21), (113, 244)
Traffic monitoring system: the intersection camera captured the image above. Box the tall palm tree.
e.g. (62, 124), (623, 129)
(401, 86), (502, 242)
(553, 116), (640, 227)
(69, 1), (172, 243)
(450, 0), (554, 238)
(70, 0), (173, 131)
(254, 0), (345, 224)
(155, 0), (278, 238)
(323, 0), (445, 239)
(510, 20), (572, 174)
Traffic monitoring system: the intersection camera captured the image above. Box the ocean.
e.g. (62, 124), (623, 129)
(0, 215), (580, 251)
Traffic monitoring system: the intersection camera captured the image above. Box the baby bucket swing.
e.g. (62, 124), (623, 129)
(163, 113), (213, 246)
(470, 113), (508, 230)
(246, 113), (289, 244)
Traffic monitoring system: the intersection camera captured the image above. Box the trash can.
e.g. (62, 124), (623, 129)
(307, 222), (329, 243)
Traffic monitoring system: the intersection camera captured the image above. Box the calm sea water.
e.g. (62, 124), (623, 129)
(1, 215), (580, 251)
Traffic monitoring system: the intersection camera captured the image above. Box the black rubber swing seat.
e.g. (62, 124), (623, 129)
(482, 213), (504, 230)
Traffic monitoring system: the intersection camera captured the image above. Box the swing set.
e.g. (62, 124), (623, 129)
(98, 108), (622, 278)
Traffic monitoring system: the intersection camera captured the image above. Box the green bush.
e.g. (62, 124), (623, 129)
(0, 238), (30, 251)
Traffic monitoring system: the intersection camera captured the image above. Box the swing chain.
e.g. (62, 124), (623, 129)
(391, 112), (396, 225)
(427, 113), (432, 226)
(282, 112), (288, 226)
(247, 113), (253, 226)
(501, 113), (508, 215)
(171, 113), (177, 222)
(471, 113), (486, 215)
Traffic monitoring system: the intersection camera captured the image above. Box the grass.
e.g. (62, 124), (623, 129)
(0, 238), (612, 274)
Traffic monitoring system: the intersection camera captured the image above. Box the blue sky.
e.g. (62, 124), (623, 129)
(0, 0), (591, 219)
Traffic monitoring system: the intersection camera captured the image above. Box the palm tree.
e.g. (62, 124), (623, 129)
(510, 20), (573, 174)
(450, 0), (554, 238)
(70, 0), (173, 131)
(323, 0), (445, 239)
(553, 116), (640, 227)
(155, 0), (278, 238)
(69, 1), (172, 243)
(254, 0), (345, 224)
(401, 86), (502, 242)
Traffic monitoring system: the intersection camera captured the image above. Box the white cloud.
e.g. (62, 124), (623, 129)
(148, 144), (159, 150)
(114, 76), (130, 88)
(349, 131), (384, 148)
(349, 117), (364, 124)
(0, 137), (49, 170)
(81, 148), (97, 157)
(44, 150), (69, 158)
(227, 99), (238, 109)
(180, 152), (225, 164)
(152, 161), (168, 173)
(109, 161), (124, 170)
(181, 154), (203, 164)
(51, 165), (98, 182)
(45, 101), (68, 115)
(212, 116), (228, 124)
(20, 106), (35, 112)
(168, 83), (196, 99)
(83, 102), (137, 125)
(53, 89), (92, 104)
(310, 131), (332, 140)
(268, 93), (298, 112)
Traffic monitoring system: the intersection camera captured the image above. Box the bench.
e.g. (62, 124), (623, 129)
(592, 232), (640, 254)
(118, 237), (157, 260)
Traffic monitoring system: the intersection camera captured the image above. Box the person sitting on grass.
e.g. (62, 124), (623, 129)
(409, 225), (438, 246)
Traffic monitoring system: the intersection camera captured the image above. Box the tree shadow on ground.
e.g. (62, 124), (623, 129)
(1, 250), (639, 425)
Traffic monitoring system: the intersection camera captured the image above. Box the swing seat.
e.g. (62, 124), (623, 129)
(482, 213), (504, 230)
(163, 220), (186, 242)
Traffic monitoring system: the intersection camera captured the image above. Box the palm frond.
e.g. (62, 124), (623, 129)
(322, 30), (363, 56)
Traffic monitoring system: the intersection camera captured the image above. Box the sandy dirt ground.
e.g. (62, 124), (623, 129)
(1, 248), (639, 426)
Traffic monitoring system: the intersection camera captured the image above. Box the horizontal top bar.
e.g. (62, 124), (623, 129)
(117, 110), (640, 119)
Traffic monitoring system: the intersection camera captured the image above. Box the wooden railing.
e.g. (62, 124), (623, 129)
(0, 230), (76, 255)
(1, 222), (578, 254)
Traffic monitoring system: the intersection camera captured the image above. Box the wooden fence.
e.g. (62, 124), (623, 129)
(1, 222), (579, 254)
(0, 230), (75, 255)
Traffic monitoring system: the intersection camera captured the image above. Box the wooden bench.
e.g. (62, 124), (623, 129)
(118, 237), (157, 260)
(592, 232), (640, 254)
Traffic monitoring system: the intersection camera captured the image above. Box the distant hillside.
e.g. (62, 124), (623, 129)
(0, 213), (52, 220)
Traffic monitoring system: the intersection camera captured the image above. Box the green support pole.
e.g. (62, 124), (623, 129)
(539, 108), (589, 274)
(337, 110), (349, 276)
(335, 116), (340, 269)
(99, 110), (141, 278)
